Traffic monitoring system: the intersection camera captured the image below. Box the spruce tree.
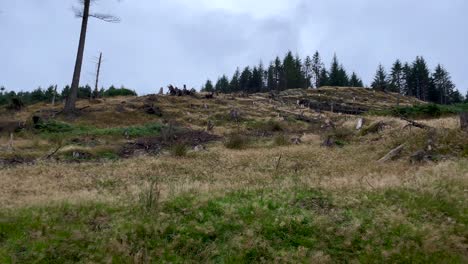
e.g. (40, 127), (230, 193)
(389, 60), (404, 93)
(319, 68), (329, 87)
(250, 67), (263, 93)
(409, 56), (431, 101)
(328, 54), (341, 86)
(203, 80), (214, 92)
(274, 57), (284, 91)
(402, 63), (412, 96)
(230, 68), (241, 92)
(239, 67), (252, 92)
(432, 64), (455, 104)
(349, 72), (363, 87)
(283, 51), (296, 89)
(304, 56), (313, 88)
(371, 64), (389, 91)
(267, 64), (275, 92)
(215, 75), (230, 93)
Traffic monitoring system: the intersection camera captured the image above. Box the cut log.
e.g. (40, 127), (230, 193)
(460, 112), (468, 131)
(378, 144), (405, 162)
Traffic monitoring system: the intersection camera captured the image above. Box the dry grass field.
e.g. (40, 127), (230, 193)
(0, 87), (467, 263)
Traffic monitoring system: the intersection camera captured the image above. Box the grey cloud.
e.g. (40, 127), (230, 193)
(0, 0), (466, 95)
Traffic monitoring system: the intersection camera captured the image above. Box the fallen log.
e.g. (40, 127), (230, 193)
(378, 144), (405, 162)
(401, 117), (430, 129)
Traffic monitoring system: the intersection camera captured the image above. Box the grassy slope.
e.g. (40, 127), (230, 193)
(0, 88), (467, 263)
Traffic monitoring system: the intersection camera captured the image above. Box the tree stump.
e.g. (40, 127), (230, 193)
(461, 112), (468, 131)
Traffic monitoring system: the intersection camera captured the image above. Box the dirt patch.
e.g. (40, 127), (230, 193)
(120, 130), (221, 158)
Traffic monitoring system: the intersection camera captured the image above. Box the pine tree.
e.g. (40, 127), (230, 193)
(328, 54), (341, 86)
(283, 51), (296, 89)
(267, 63), (275, 92)
(229, 68), (240, 92)
(349, 72), (363, 87)
(408, 56), (431, 101)
(304, 56), (313, 88)
(215, 75), (230, 93)
(402, 63), (412, 96)
(338, 65), (349, 86)
(389, 60), (404, 93)
(202, 80), (214, 92)
(371, 64), (389, 91)
(311, 51), (324, 88)
(258, 62), (266, 92)
(319, 68), (329, 87)
(274, 57), (284, 91)
(239, 67), (252, 92)
(431, 64), (455, 104)
(250, 67), (263, 93)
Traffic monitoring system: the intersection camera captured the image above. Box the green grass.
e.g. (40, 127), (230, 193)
(1, 186), (466, 263)
(35, 120), (164, 138)
(370, 103), (468, 119)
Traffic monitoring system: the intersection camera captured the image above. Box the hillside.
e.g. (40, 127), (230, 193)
(0, 87), (467, 262)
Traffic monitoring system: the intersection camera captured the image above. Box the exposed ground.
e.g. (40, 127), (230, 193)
(0, 87), (467, 263)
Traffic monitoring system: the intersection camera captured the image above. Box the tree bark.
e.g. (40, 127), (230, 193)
(461, 112), (468, 131)
(65, 0), (90, 113)
(94, 52), (102, 99)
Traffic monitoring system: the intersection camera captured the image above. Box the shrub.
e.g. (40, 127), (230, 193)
(171, 144), (188, 157)
(273, 134), (290, 146)
(224, 134), (249, 149)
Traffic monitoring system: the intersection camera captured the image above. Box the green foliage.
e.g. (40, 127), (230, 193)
(103, 85), (137, 97)
(371, 103), (468, 118)
(171, 144), (188, 157)
(35, 121), (163, 138)
(224, 134), (249, 149)
(0, 187), (466, 263)
(273, 134), (290, 146)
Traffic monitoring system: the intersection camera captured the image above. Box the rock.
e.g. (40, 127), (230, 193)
(356, 118), (364, 130)
(193, 145), (206, 152)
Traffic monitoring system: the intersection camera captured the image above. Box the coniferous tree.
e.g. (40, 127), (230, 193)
(408, 56), (431, 101)
(215, 75), (230, 93)
(311, 51), (324, 88)
(389, 60), (404, 93)
(349, 72), (363, 87)
(304, 56), (313, 88)
(250, 67), (263, 93)
(371, 64), (389, 91)
(274, 57), (283, 91)
(328, 54), (341, 86)
(267, 64), (275, 92)
(257, 62), (266, 92)
(283, 51), (296, 89)
(202, 79), (214, 92)
(402, 63), (412, 96)
(229, 68), (241, 92)
(338, 65), (349, 86)
(319, 68), (329, 87)
(431, 64), (455, 104)
(239, 67), (252, 92)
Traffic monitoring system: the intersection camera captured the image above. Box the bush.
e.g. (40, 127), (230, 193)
(273, 134), (290, 146)
(171, 144), (188, 157)
(224, 134), (249, 149)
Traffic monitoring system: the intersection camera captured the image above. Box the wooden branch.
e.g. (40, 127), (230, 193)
(401, 117), (430, 129)
(378, 144), (405, 162)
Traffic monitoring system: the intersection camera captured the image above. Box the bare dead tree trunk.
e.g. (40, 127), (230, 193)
(94, 52), (102, 99)
(51, 85), (57, 105)
(461, 112), (468, 131)
(64, 0), (90, 113)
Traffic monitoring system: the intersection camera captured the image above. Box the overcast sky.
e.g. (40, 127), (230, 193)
(1, 0), (467, 95)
